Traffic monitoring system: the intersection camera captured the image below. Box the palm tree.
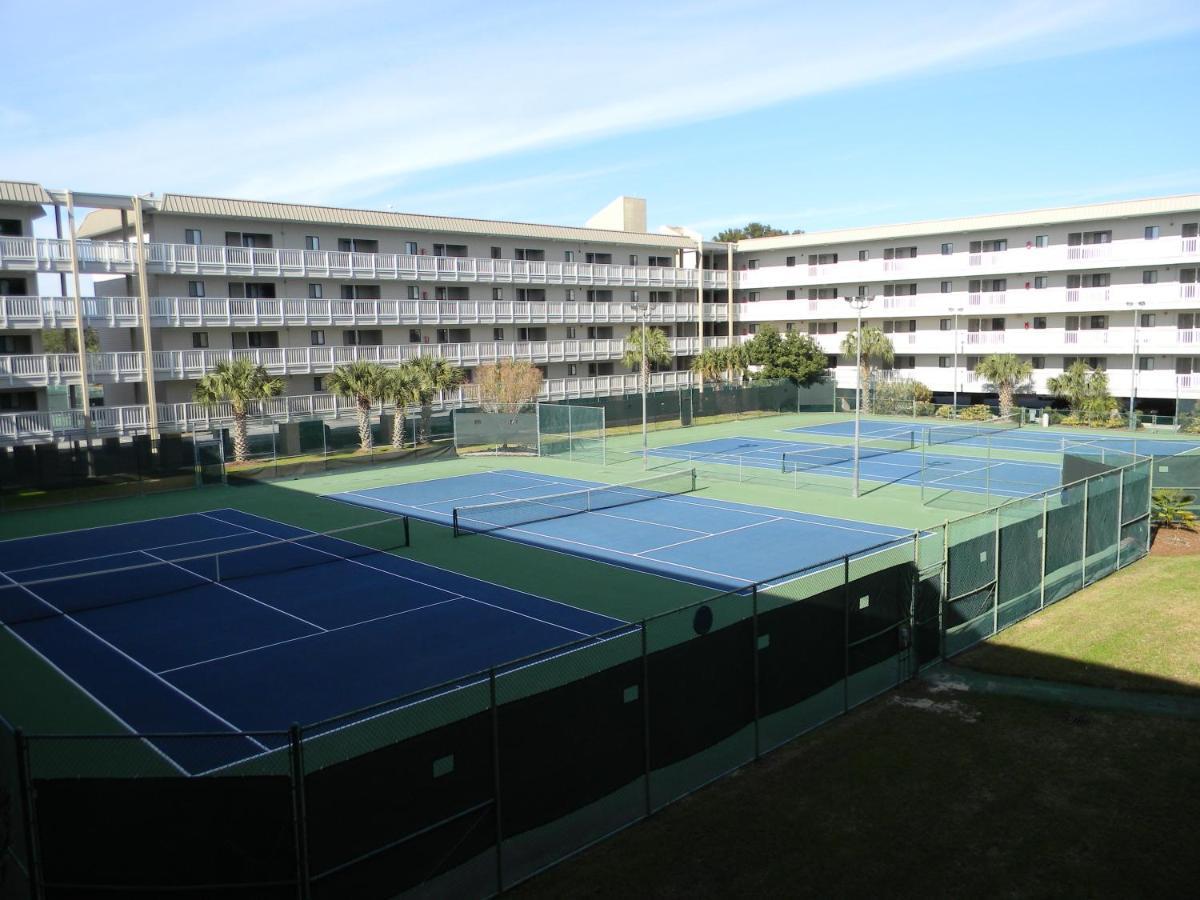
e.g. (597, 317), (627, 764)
(410, 356), (465, 443)
(974, 354), (1033, 419)
(192, 358), (283, 463)
(382, 362), (422, 449)
(724, 342), (751, 383)
(690, 348), (727, 391)
(326, 361), (388, 452)
(840, 326), (894, 412)
(622, 325), (673, 392)
(1046, 360), (1091, 412)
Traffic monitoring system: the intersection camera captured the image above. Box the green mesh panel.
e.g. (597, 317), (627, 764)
(0, 720), (29, 900)
(537, 403), (605, 464)
(1044, 481), (1086, 603)
(997, 496), (1045, 628)
(1084, 472), (1121, 583)
(1121, 460), (1152, 523)
(1120, 518), (1150, 568)
(454, 410), (537, 454)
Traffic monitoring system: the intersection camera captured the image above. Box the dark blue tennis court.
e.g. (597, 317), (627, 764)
(0, 508), (622, 774)
(790, 419), (1200, 458)
(327, 469), (916, 589)
(643, 435), (1062, 497)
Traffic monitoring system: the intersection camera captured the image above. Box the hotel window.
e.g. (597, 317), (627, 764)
(629, 254), (638, 266)
(404, 241), (418, 255)
(1033, 317), (1047, 329)
(938, 356), (950, 368)
(747, 292), (760, 302)
(940, 242), (953, 255)
(648, 291), (670, 302)
(747, 259), (759, 269)
(786, 289), (796, 300)
(630, 291), (639, 302)
(881, 320), (917, 334)
(1067, 230), (1111, 246)
(969, 239), (1008, 253)
(187, 281), (205, 298)
(747, 324), (758, 334)
(585, 252), (613, 264)
(1032, 356), (1045, 370)
(858, 250), (869, 261)
(313, 377), (324, 392)
(808, 322), (838, 335)
(493, 328), (504, 341)
(1139, 357), (1155, 371)
(940, 280), (952, 293)
(883, 246), (917, 259)
(648, 256), (671, 267)
(492, 288), (504, 300)
(1034, 234), (1048, 248)
(310, 330), (325, 346)
(1143, 270), (1158, 284)
(1034, 276), (1048, 289)
(786, 256), (796, 267)
(514, 248), (545, 262)
(882, 283), (917, 297)
(567, 364), (577, 376)
(305, 236), (319, 251)
(565, 326), (576, 339)
(490, 246), (502, 259)
(808, 253), (838, 265)
(308, 284), (323, 299)
(338, 238), (378, 253)
(588, 362), (615, 377)
(893, 355), (916, 369)
(184, 229), (202, 245)
(808, 288), (838, 300)
(406, 285), (419, 300)
(1145, 225), (1160, 240)
(408, 329), (421, 343)
(939, 319), (951, 331)
(517, 327), (546, 341)
(588, 326), (614, 340)
(192, 332), (208, 349)
(564, 250), (575, 262)
(1140, 313), (1156, 328)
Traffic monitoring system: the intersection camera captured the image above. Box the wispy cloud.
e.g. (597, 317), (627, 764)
(5, 0), (1200, 204)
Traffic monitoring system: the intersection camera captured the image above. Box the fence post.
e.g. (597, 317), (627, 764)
(751, 585), (761, 760)
(992, 507), (1001, 636)
(1040, 492), (1049, 609)
(842, 555), (851, 713)
(641, 620), (652, 816)
(14, 729), (43, 900)
(1116, 468), (1125, 568)
(288, 724), (311, 900)
(1081, 477), (1091, 587)
(489, 668), (504, 892)
(940, 521), (950, 662)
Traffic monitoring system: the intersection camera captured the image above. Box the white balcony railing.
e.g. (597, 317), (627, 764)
(0, 336), (713, 387)
(965, 332), (1005, 345)
(0, 237), (730, 289)
(967, 291), (1006, 307)
(0, 371), (697, 443)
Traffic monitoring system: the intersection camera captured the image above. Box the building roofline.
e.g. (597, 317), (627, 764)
(733, 193), (1200, 250)
(0, 180), (52, 211)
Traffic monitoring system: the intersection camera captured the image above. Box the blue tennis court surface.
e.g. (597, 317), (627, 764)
(790, 419), (1200, 458)
(643, 435), (1062, 497)
(0, 509), (622, 774)
(327, 469), (916, 589)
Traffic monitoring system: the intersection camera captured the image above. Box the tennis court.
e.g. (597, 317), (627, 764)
(643, 434), (1062, 497)
(791, 419), (1200, 457)
(327, 469), (916, 589)
(0, 508), (623, 774)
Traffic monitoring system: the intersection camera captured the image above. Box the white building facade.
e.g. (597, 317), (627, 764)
(1, 182), (1198, 440)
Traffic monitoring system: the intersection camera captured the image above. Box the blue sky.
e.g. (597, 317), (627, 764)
(5, 0), (1200, 238)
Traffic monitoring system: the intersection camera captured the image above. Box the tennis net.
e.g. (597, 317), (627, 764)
(781, 430), (915, 474)
(925, 415), (1020, 447)
(452, 468), (698, 536)
(0, 515), (411, 627)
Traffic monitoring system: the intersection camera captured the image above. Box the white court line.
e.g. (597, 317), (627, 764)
(0, 603), (189, 775)
(4, 526), (261, 577)
(204, 509), (618, 629)
(137, 549), (328, 634)
(466, 596), (591, 637)
(636, 516), (785, 556)
(0, 509), (211, 546)
(156, 597), (461, 675)
(0, 567), (271, 753)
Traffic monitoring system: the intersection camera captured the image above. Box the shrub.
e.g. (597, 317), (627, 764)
(958, 404), (995, 421)
(935, 405), (954, 418)
(1152, 490), (1198, 531)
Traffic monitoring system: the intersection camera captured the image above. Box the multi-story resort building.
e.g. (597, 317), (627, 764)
(1, 180), (1198, 441)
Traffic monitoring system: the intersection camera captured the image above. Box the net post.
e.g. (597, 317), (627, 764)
(14, 728), (43, 900)
(690, 468), (697, 494)
(215, 548), (221, 584)
(751, 584), (761, 761)
(403, 515), (411, 549)
(288, 723), (312, 900)
(452, 508), (461, 538)
(489, 667), (505, 892)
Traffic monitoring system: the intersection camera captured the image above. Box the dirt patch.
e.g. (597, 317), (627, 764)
(1151, 526), (1200, 557)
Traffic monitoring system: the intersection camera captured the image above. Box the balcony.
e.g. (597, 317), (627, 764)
(0, 336), (712, 387)
(967, 291), (1006, 307)
(0, 237), (729, 289)
(0, 371), (696, 444)
(965, 331), (1006, 346)
(0, 296), (142, 329)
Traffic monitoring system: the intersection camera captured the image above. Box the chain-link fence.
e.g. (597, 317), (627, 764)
(4, 457), (1154, 899)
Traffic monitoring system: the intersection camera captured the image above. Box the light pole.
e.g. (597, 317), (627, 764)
(631, 302), (649, 467)
(949, 306), (964, 412)
(844, 294), (874, 498)
(1126, 300), (1146, 428)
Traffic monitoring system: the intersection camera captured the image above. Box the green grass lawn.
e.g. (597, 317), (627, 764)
(957, 552), (1200, 695)
(514, 679), (1200, 899)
